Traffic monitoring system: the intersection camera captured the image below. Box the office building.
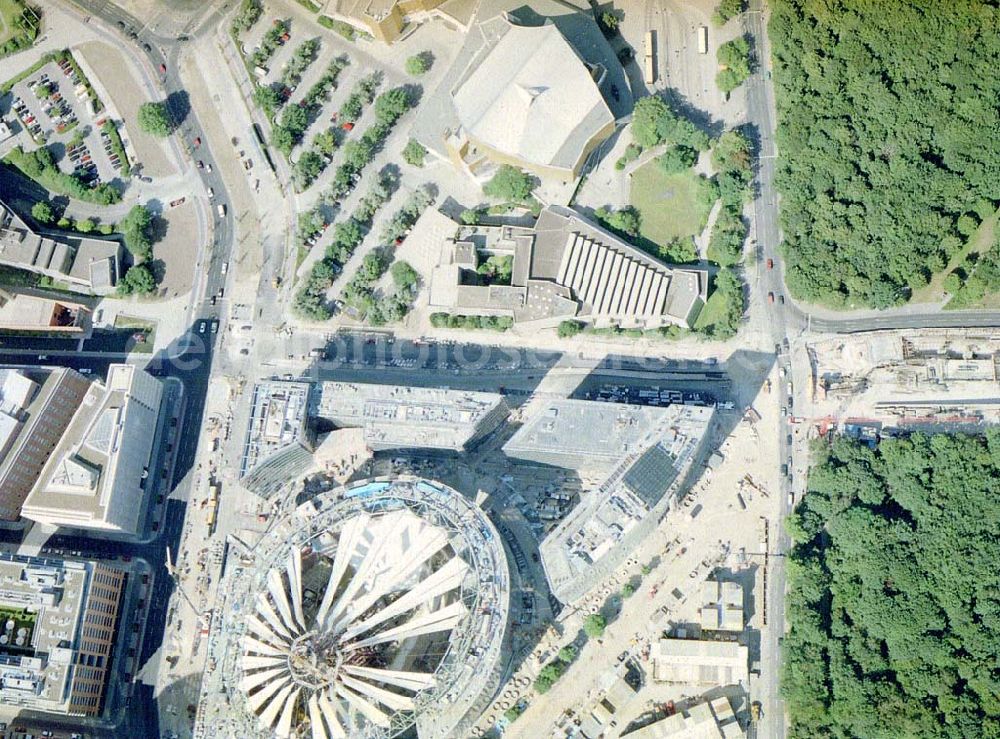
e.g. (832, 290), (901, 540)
(428, 206), (707, 330)
(0, 198), (121, 293)
(239, 380), (314, 498)
(21, 365), (164, 535)
(506, 399), (714, 603)
(0, 553), (125, 717)
(315, 381), (509, 452)
(0, 367), (91, 521)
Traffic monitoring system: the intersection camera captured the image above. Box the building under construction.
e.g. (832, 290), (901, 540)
(209, 476), (510, 739)
(505, 399), (715, 603)
(239, 380), (509, 498)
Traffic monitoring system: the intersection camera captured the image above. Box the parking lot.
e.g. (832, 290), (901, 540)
(238, 15), (406, 197)
(7, 55), (125, 185)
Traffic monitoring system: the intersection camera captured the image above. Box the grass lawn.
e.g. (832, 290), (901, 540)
(910, 208), (998, 305)
(630, 162), (716, 247)
(693, 288), (728, 332)
(0, 0), (37, 56)
(114, 314), (156, 353)
(0, 264), (41, 287)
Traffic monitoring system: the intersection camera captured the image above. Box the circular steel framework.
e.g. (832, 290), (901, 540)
(219, 477), (510, 739)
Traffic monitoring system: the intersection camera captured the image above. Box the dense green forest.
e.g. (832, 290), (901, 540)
(783, 433), (1000, 738)
(769, 0), (1000, 308)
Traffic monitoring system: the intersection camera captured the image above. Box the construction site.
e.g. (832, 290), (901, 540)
(201, 476), (510, 739)
(194, 355), (780, 739)
(796, 329), (1000, 439)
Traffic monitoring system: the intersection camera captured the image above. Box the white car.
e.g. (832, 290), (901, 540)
(205, 163), (213, 173)
(207, 187), (214, 199)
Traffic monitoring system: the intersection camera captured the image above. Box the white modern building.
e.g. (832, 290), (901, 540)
(21, 364), (164, 535)
(426, 206), (708, 330)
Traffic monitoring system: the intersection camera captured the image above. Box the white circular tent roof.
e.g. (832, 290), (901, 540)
(228, 478), (509, 739)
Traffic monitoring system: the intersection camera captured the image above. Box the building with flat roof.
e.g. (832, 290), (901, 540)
(0, 552), (125, 717)
(624, 696), (746, 739)
(579, 671), (638, 739)
(320, 0), (475, 44)
(239, 380), (314, 499)
(428, 205), (707, 330)
(0, 198), (121, 294)
(700, 580), (744, 632)
(315, 381), (509, 453)
(21, 365), (164, 535)
(0, 288), (89, 334)
(651, 638), (748, 687)
(0, 367), (92, 521)
(505, 399), (714, 603)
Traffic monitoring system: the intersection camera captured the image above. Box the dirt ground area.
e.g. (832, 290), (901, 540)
(76, 40), (176, 177)
(150, 198), (199, 297)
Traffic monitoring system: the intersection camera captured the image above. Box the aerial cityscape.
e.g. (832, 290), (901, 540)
(0, 1), (996, 738)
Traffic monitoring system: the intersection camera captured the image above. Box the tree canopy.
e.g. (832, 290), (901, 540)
(117, 264), (156, 295)
(583, 614), (606, 639)
(137, 101), (172, 137)
(631, 96), (711, 151)
(713, 0), (744, 26)
(120, 204), (153, 261)
(783, 432), (1000, 738)
(715, 37), (752, 93)
(707, 129), (753, 265)
(373, 87), (412, 126)
(771, 0), (1000, 308)
(31, 201), (53, 225)
(483, 165), (534, 203)
(659, 144), (699, 174)
(402, 139), (427, 167)
(404, 52), (432, 76)
(594, 205), (641, 238)
(390, 260), (419, 292)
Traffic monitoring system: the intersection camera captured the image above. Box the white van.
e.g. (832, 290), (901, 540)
(216, 204), (226, 218)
